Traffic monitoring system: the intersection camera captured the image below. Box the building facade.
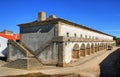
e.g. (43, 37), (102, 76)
(0, 31), (20, 58)
(0, 36), (8, 57)
(8, 12), (116, 67)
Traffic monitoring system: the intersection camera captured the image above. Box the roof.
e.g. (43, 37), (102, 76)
(18, 18), (114, 37)
(0, 33), (20, 40)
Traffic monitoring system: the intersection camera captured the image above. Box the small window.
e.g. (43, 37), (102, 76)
(85, 35), (87, 38)
(81, 34), (82, 38)
(66, 32), (69, 37)
(89, 36), (91, 39)
(74, 33), (76, 37)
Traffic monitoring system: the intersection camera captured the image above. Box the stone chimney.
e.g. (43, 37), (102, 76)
(49, 15), (56, 19)
(47, 14), (56, 20)
(38, 12), (46, 21)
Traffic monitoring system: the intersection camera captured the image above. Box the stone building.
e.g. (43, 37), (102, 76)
(0, 31), (20, 58)
(7, 12), (116, 68)
(1, 29), (13, 35)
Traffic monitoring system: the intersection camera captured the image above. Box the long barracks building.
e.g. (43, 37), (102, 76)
(7, 12), (116, 68)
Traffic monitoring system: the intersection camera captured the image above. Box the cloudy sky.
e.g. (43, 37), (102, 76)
(0, 0), (120, 37)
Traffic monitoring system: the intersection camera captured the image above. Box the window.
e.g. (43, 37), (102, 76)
(66, 32), (69, 37)
(81, 34), (82, 38)
(74, 33), (76, 37)
(85, 35), (87, 38)
(89, 36), (91, 39)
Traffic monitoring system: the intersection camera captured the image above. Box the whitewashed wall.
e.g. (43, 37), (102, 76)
(59, 22), (113, 40)
(0, 36), (8, 57)
(64, 41), (111, 63)
(64, 42), (92, 63)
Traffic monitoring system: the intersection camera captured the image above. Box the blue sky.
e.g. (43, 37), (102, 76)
(0, 0), (120, 37)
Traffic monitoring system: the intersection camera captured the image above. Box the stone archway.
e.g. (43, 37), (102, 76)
(103, 43), (106, 49)
(86, 43), (90, 55)
(91, 43), (94, 54)
(98, 43), (100, 51)
(72, 44), (79, 59)
(102, 43), (104, 50)
(101, 43), (103, 50)
(80, 44), (85, 56)
(106, 43), (108, 49)
(99, 43), (102, 51)
(95, 43), (98, 52)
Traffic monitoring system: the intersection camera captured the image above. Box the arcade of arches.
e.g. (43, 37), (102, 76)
(72, 42), (115, 60)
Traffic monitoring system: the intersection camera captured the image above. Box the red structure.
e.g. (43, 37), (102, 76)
(0, 33), (20, 40)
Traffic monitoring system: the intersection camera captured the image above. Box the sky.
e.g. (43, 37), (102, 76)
(0, 0), (120, 37)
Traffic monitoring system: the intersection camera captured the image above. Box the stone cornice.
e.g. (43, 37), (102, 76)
(52, 36), (115, 42)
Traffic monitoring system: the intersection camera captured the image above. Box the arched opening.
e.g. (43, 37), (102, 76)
(102, 43), (104, 50)
(95, 43), (98, 52)
(80, 44), (85, 56)
(86, 43), (90, 55)
(106, 43), (108, 49)
(98, 43), (100, 51)
(91, 43), (94, 54)
(99, 43), (102, 51)
(103, 43), (106, 49)
(107, 43), (111, 49)
(72, 44), (79, 59)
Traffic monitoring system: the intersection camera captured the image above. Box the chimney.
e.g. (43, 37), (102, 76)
(38, 12), (46, 21)
(49, 14), (56, 19)
(47, 14), (57, 20)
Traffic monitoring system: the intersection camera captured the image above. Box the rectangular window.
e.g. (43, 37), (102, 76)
(74, 33), (76, 37)
(89, 36), (91, 39)
(81, 34), (82, 38)
(85, 35), (87, 38)
(66, 32), (69, 37)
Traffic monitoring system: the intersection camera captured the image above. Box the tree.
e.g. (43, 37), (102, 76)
(114, 37), (120, 46)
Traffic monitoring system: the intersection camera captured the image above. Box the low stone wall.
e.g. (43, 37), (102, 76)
(3, 57), (42, 69)
(8, 44), (26, 61)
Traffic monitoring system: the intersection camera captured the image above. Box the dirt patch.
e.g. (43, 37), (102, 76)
(3, 73), (80, 77)
(3, 73), (50, 77)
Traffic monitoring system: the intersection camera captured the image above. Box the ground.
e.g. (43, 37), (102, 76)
(0, 47), (120, 77)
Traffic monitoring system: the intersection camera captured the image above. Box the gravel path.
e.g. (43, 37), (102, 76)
(0, 47), (119, 77)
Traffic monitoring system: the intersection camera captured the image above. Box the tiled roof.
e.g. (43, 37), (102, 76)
(0, 33), (20, 40)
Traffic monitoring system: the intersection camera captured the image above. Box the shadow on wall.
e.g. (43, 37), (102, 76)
(2, 48), (7, 57)
(0, 48), (7, 61)
(99, 48), (120, 77)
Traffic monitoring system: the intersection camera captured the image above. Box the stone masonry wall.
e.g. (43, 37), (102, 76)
(20, 24), (59, 65)
(37, 42), (58, 65)
(9, 44), (25, 61)
(21, 25), (55, 52)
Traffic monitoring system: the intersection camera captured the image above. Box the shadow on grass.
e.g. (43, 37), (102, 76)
(99, 48), (120, 77)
